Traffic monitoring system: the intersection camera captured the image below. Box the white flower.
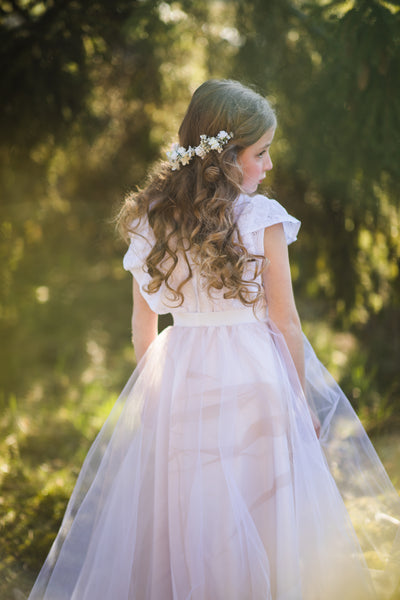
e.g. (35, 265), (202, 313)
(195, 145), (207, 158)
(180, 153), (191, 165)
(166, 131), (233, 169)
(209, 137), (220, 150)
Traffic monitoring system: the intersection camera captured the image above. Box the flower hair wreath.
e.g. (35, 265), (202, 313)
(166, 130), (233, 171)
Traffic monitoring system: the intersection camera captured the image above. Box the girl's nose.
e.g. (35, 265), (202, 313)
(264, 153), (273, 171)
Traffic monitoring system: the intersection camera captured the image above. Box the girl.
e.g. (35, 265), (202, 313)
(29, 79), (400, 599)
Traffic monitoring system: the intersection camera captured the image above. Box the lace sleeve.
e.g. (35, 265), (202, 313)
(237, 194), (301, 245)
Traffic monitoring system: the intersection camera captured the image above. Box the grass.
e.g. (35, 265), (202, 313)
(0, 380), (124, 599)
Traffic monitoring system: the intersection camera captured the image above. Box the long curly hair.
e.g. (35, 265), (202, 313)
(117, 79), (276, 307)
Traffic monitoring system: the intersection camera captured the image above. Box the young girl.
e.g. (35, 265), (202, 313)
(29, 79), (400, 600)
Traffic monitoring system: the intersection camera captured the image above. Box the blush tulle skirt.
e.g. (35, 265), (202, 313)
(28, 311), (400, 599)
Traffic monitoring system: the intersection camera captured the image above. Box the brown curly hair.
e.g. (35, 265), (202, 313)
(117, 79), (276, 307)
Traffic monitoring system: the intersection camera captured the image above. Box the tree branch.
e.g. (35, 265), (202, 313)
(285, 1), (327, 39)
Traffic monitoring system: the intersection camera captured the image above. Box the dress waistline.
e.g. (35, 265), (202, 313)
(173, 308), (266, 327)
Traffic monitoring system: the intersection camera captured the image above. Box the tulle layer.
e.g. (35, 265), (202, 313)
(29, 319), (400, 600)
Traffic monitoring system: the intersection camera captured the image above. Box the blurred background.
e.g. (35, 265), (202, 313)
(1, 0), (399, 597)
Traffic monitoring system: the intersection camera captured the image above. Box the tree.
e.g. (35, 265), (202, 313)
(234, 0), (400, 312)
(0, 0), (158, 152)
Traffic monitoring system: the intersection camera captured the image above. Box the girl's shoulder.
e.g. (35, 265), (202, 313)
(236, 193), (301, 245)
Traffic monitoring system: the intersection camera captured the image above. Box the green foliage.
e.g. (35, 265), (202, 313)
(0, 0), (154, 152)
(0, 377), (121, 597)
(235, 0), (400, 186)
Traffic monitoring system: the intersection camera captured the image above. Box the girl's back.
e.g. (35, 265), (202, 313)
(123, 193), (300, 316)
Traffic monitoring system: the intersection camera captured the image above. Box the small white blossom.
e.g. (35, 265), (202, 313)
(209, 137), (220, 150)
(195, 145), (207, 158)
(180, 153), (191, 165)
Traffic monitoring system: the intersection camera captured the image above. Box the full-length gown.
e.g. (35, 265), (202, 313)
(29, 194), (400, 600)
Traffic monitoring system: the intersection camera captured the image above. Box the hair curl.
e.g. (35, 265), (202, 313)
(117, 79), (277, 308)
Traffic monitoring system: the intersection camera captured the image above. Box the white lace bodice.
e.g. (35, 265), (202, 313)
(123, 194), (300, 315)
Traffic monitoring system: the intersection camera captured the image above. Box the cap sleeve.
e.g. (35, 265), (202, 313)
(122, 217), (155, 273)
(237, 194), (301, 245)
(122, 216), (172, 315)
